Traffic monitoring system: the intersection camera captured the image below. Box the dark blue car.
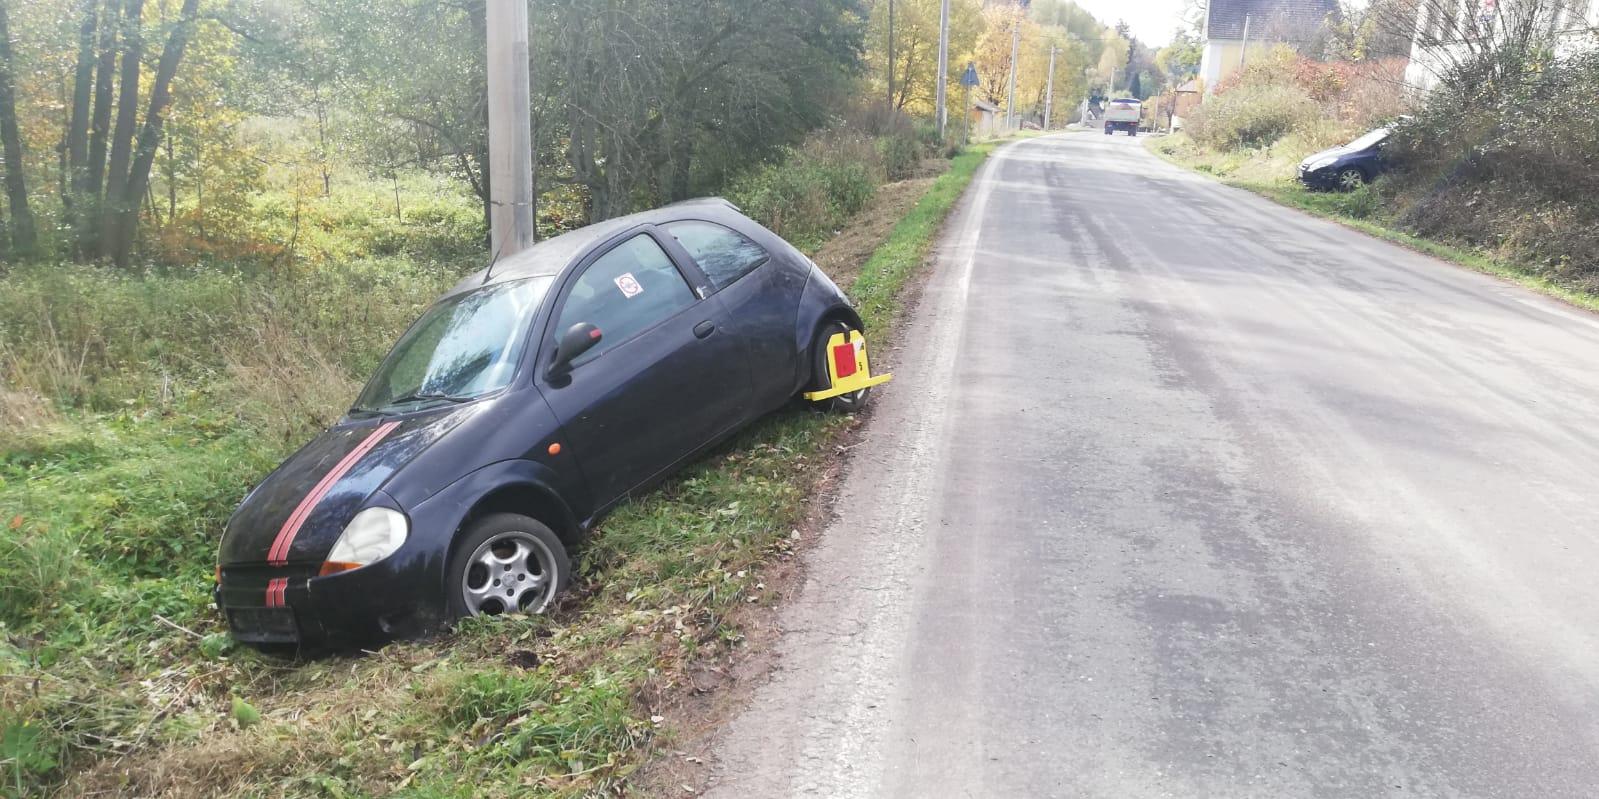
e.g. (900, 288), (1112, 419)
(216, 199), (874, 647)
(1298, 128), (1388, 191)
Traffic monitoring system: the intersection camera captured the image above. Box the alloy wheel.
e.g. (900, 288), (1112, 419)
(459, 531), (557, 615)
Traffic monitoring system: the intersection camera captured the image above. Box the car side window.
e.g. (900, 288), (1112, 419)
(554, 234), (696, 365)
(664, 221), (770, 291)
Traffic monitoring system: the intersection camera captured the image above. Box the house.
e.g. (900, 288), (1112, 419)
(1199, 0), (1339, 93)
(968, 98), (1002, 138)
(1171, 79), (1202, 129)
(1405, 0), (1599, 92)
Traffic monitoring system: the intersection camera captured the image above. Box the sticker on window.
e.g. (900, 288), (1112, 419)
(614, 273), (643, 298)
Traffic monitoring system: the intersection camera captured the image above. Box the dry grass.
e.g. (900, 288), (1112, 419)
(221, 319), (360, 445)
(811, 176), (937, 289)
(0, 386), (59, 436)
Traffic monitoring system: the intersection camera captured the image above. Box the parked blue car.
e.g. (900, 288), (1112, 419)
(215, 198), (876, 648)
(1298, 128), (1388, 191)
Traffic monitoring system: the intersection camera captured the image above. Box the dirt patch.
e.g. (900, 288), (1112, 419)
(810, 176), (936, 289)
(912, 156), (951, 180)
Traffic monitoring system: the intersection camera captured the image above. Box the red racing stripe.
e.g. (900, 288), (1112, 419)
(266, 577), (288, 608)
(268, 421), (400, 566)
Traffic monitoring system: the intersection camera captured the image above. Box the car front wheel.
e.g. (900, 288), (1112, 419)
(446, 513), (569, 619)
(1336, 167), (1366, 190)
(807, 321), (872, 413)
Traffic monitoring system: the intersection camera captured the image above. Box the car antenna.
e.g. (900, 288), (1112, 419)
(480, 228), (513, 285)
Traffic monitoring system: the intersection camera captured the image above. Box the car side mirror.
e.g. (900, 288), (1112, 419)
(549, 322), (602, 377)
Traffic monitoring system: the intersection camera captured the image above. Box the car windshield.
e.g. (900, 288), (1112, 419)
(1345, 129), (1388, 150)
(354, 277), (552, 413)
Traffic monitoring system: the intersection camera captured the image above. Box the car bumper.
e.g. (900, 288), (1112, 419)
(217, 553), (443, 649)
(1297, 166), (1339, 189)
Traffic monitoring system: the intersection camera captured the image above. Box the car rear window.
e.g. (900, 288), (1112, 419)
(665, 221), (769, 291)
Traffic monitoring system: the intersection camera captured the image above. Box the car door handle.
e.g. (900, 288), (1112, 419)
(693, 321), (716, 339)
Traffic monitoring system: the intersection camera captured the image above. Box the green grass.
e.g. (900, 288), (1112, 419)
(0, 141), (998, 799)
(1147, 135), (1599, 315)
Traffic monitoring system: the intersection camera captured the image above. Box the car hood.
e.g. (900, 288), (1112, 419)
(219, 405), (481, 567)
(1300, 146), (1351, 167)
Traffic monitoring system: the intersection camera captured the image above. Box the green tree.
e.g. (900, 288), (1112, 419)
(1156, 29), (1203, 82)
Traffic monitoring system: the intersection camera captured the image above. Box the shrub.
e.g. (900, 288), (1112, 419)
(1184, 47), (1406, 155)
(879, 133), (921, 181)
(726, 127), (889, 249)
(1386, 46), (1599, 283)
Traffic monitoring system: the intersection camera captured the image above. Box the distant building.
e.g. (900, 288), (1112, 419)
(1199, 0), (1339, 93)
(969, 98), (1002, 138)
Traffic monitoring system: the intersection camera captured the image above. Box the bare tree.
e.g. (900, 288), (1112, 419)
(1382, 0), (1597, 88)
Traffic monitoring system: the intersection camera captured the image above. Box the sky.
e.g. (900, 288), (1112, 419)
(1068, 0), (1193, 46)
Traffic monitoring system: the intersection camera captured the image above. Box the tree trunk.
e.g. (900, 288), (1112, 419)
(109, 0), (199, 267)
(64, 0), (99, 216)
(99, 0), (143, 261)
(83, 0), (119, 253)
(0, 0), (39, 257)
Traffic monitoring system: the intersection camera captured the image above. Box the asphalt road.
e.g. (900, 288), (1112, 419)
(699, 134), (1599, 798)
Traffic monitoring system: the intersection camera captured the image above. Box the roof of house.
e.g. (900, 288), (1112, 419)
(973, 98), (1000, 113)
(1205, 0), (1337, 41)
(1176, 80), (1201, 93)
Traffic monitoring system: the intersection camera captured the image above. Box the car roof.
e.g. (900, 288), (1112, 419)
(442, 198), (745, 299)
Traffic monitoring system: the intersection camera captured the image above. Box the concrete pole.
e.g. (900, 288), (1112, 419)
(1006, 20), (1019, 131)
(486, 0), (535, 256)
(1240, 14), (1251, 68)
(935, 0), (950, 138)
(1044, 45), (1056, 131)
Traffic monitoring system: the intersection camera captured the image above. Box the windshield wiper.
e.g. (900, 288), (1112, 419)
(388, 392), (474, 406)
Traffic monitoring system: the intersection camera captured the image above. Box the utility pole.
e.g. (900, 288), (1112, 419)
(887, 0), (895, 110)
(935, 0), (950, 138)
(1111, 65), (1118, 95)
(486, 0), (535, 256)
(1044, 45), (1056, 131)
(1240, 14), (1251, 68)
(1006, 19), (1019, 131)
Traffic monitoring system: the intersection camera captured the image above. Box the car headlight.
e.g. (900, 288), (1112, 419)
(1305, 157), (1337, 172)
(321, 507), (409, 576)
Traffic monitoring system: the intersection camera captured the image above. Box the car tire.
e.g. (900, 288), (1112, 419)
(807, 320), (872, 414)
(1336, 167), (1366, 191)
(1129, 129), (1138, 137)
(1103, 127), (1112, 135)
(446, 513), (569, 619)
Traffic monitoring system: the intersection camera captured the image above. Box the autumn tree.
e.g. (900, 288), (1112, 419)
(865, 0), (982, 114)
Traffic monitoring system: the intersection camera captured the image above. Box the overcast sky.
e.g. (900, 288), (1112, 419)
(1068, 0), (1193, 46)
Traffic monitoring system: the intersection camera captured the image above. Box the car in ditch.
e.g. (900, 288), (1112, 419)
(1298, 127), (1388, 191)
(214, 198), (888, 648)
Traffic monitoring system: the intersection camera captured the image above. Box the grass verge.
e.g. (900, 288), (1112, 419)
(1146, 135), (1599, 314)
(3, 141), (998, 799)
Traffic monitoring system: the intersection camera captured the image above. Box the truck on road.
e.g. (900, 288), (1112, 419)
(1102, 97), (1141, 136)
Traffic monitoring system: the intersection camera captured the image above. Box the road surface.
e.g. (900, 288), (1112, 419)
(699, 134), (1599, 798)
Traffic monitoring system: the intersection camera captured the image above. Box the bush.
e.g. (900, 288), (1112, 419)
(1183, 47), (1406, 156)
(727, 128), (886, 250)
(1386, 47), (1599, 284)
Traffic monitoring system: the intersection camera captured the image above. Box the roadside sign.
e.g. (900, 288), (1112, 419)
(960, 62), (979, 87)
